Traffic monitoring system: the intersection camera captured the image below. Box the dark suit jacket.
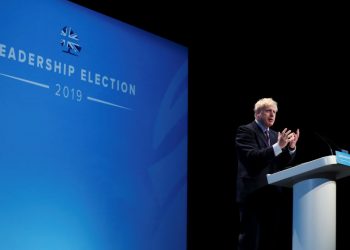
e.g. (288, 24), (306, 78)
(235, 121), (295, 203)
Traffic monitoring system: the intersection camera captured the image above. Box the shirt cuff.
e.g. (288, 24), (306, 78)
(288, 146), (296, 155)
(272, 143), (282, 156)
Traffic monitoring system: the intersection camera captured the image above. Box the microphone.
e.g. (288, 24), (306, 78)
(313, 131), (334, 155)
(313, 131), (347, 155)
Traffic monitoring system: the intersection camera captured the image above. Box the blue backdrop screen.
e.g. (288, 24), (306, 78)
(0, 1), (188, 249)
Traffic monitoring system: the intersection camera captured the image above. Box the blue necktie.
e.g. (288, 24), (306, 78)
(264, 130), (270, 146)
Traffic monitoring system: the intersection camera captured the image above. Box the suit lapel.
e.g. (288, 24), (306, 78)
(251, 122), (270, 147)
(269, 130), (277, 144)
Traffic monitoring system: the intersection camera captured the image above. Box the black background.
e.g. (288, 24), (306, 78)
(68, 1), (350, 249)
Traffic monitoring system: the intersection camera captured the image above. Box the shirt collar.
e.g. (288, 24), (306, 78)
(255, 120), (269, 132)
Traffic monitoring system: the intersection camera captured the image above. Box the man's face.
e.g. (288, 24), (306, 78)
(258, 105), (277, 128)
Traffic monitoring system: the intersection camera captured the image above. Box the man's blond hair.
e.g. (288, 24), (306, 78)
(254, 98), (278, 118)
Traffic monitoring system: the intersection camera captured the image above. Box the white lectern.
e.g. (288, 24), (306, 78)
(267, 151), (350, 250)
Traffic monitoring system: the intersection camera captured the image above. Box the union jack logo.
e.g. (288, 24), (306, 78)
(60, 26), (82, 56)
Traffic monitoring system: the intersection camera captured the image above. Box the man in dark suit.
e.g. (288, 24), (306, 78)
(236, 97), (300, 250)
